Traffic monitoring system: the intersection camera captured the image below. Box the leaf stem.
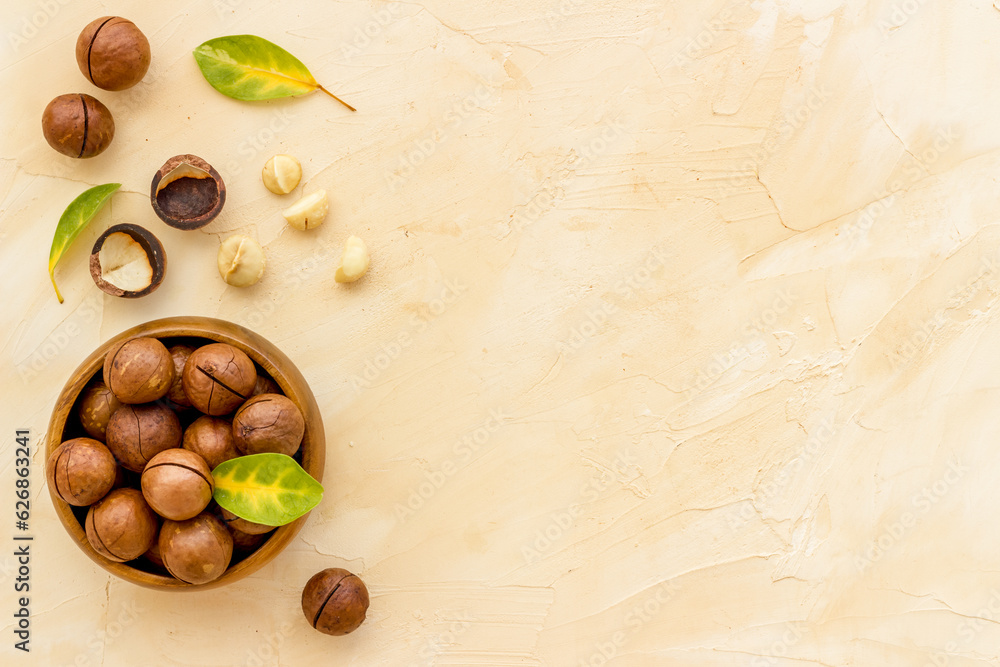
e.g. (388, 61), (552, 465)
(50, 272), (64, 304)
(317, 85), (356, 112)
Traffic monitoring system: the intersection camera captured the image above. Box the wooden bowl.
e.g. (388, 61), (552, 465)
(45, 316), (325, 591)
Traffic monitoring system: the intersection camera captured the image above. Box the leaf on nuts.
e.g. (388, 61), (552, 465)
(212, 453), (323, 527)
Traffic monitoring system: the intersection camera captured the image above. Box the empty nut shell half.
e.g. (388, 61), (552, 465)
(150, 154), (226, 230)
(90, 224), (166, 298)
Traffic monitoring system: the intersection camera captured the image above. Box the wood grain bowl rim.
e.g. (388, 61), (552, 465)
(44, 316), (326, 591)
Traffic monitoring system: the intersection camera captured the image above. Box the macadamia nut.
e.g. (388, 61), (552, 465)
(218, 235), (265, 287)
(262, 154), (302, 195)
(282, 190), (328, 230)
(335, 236), (369, 283)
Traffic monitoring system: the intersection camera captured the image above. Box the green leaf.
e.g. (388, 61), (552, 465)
(49, 183), (120, 304)
(193, 35), (355, 111)
(212, 453), (323, 527)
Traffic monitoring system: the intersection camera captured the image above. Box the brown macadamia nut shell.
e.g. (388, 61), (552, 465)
(42, 93), (115, 158)
(46, 437), (117, 506)
(233, 393), (304, 456)
(301, 568), (370, 636)
(85, 488), (158, 562)
(141, 449), (214, 521)
(182, 415), (239, 470)
(220, 507), (275, 535)
(76, 17), (150, 91)
(106, 403), (182, 472)
(103, 337), (174, 404)
(181, 343), (256, 415)
(166, 344), (195, 407)
(159, 513), (233, 585)
(77, 381), (123, 441)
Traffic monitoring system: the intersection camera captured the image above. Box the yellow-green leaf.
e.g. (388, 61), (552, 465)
(193, 35), (354, 111)
(49, 183), (120, 304)
(212, 453), (323, 526)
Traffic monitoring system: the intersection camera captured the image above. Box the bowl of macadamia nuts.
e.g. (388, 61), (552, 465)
(45, 316), (325, 590)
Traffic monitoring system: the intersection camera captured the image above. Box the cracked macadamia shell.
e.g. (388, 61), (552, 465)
(77, 380), (123, 441)
(220, 507), (275, 536)
(181, 343), (257, 416)
(41, 93), (114, 158)
(232, 393), (305, 456)
(150, 155), (226, 230)
(85, 488), (159, 562)
(141, 449), (214, 521)
(90, 224), (166, 298)
(76, 17), (150, 91)
(105, 403), (182, 472)
(159, 513), (233, 585)
(301, 568), (370, 636)
(103, 337), (174, 403)
(166, 344), (195, 408)
(46, 437), (118, 507)
(182, 415), (239, 470)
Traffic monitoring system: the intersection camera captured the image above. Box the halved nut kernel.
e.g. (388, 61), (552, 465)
(282, 190), (328, 230)
(89, 224), (166, 298)
(262, 154), (302, 195)
(335, 236), (369, 284)
(218, 235), (265, 287)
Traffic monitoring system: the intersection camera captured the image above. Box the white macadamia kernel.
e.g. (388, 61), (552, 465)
(218, 235), (265, 287)
(261, 155), (302, 195)
(283, 190), (328, 230)
(335, 236), (369, 284)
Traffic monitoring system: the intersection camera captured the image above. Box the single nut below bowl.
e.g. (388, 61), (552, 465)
(42, 93), (115, 158)
(75, 16), (151, 91)
(150, 155), (226, 230)
(301, 568), (370, 636)
(90, 224), (166, 298)
(45, 317), (325, 590)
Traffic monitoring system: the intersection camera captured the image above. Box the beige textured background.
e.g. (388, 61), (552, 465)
(2, 0), (999, 664)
